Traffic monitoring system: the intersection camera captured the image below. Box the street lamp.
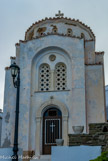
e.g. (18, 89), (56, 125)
(10, 62), (20, 161)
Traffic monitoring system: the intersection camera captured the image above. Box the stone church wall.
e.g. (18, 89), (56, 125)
(1, 17), (106, 155)
(28, 35), (86, 151)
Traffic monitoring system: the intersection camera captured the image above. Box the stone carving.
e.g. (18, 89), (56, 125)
(81, 33), (85, 39)
(67, 28), (72, 36)
(49, 55), (56, 61)
(51, 25), (58, 33)
(50, 96), (54, 99)
(37, 27), (46, 35)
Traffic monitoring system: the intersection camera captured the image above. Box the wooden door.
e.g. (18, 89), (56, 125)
(43, 108), (62, 155)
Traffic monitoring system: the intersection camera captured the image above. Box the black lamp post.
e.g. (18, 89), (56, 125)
(10, 62), (20, 161)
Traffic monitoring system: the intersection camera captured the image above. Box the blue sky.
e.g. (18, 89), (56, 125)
(0, 0), (108, 109)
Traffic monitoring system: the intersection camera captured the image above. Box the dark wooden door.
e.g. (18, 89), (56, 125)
(43, 108), (62, 155)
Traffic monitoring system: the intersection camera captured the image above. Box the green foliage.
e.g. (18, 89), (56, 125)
(90, 151), (108, 161)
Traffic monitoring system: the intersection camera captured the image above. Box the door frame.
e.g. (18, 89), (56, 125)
(35, 99), (68, 156)
(42, 108), (62, 154)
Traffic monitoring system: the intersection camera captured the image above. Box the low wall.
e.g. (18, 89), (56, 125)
(69, 123), (108, 151)
(51, 146), (101, 161)
(0, 148), (22, 161)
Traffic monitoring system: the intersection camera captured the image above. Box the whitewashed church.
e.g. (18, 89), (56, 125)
(1, 11), (106, 160)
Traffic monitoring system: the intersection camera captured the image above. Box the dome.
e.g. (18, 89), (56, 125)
(25, 17), (95, 41)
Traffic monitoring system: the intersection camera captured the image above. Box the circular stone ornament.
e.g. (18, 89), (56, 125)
(49, 55), (56, 61)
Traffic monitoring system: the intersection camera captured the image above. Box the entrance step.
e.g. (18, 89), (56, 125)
(30, 155), (51, 161)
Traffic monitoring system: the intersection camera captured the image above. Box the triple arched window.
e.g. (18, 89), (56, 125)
(39, 63), (67, 91)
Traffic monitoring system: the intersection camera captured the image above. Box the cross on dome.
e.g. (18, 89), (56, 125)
(55, 10), (64, 18)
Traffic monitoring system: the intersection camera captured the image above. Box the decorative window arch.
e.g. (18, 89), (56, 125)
(39, 63), (51, 91)
(55, 63), (67, 90)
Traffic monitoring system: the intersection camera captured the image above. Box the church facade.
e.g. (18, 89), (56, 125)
(1, 12), (106, 157)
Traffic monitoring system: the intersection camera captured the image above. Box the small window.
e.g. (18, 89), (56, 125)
(67, 28), (72, 36)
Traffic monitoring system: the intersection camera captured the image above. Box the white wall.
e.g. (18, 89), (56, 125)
(51, 146), (101, 161)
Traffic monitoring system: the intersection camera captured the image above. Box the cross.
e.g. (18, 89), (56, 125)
(55, 10), (64, 18)
(50, 122), (55, 133)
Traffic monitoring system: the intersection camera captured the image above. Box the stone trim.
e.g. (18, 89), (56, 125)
(34, 89), (70, 93)
(15, 43), (20, 46)
(10, 56), (16, 60)
(85, 63), (102, 66)
(35, 98), (69, 156)
(95, 51), (104, 55)
(36, 99), (68, 118)
(5, 67), (10, 70)
(16, 33), (87, 44)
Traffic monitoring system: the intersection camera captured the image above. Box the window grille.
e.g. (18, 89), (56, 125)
(39, 64), (51, 91)
(55, 63), (67, 90)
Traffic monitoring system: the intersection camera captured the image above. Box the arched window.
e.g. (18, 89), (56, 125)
(55, 63), (67, 90)
(39, 64), (51, 91)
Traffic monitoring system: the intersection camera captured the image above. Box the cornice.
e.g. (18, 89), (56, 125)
(10, 56), (16, 60)
(18, 32), (92, 44)
(5, 67), (10, 70)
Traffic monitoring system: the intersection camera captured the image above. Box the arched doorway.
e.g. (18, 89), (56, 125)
(43, 107), (62, 155)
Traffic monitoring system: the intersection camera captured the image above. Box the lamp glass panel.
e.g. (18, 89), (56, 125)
(11, 67), (18, 77)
